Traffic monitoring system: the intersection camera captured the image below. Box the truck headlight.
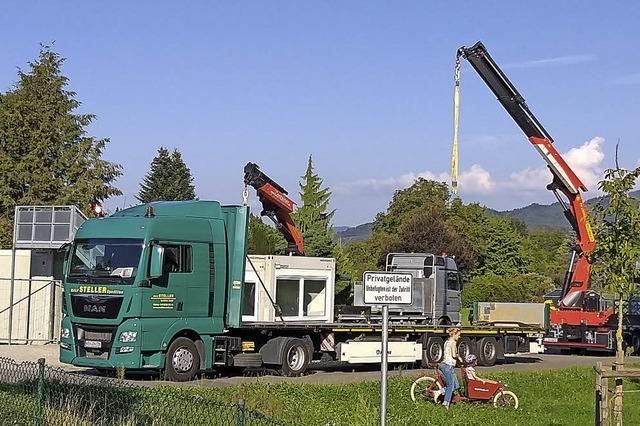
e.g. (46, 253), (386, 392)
(119, 331), (138, 343)
(61, 328), (70, 339)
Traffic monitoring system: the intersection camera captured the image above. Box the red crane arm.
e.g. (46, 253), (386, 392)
(457, 42), (600, 312)
(243, 163), (304, 255)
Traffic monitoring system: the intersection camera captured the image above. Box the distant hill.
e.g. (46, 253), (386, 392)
(334, 190), (640, 241)
(493, 202), (568, 229)
(334, 222), (373, 243)
(495, 190), (640, 230)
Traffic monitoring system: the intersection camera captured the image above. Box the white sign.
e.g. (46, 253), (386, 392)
(362, 272), (413, 305)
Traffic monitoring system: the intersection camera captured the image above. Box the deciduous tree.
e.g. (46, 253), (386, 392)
(373, 178), (450, 235)
(592, 161), (640, 425)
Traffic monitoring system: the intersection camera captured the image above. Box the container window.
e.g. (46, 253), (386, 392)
(276, 279), (299, 316)
(303, 279), (326, 316)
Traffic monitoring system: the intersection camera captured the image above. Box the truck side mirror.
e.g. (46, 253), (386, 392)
(149, 245), (165, 278)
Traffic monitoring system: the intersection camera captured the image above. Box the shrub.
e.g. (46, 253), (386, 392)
(461, 272), (554, 307)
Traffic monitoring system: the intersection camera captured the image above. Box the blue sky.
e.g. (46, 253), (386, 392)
(2, 2), (639, 225)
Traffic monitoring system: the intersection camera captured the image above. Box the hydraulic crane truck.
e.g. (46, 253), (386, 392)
(456, 42), (640, 353)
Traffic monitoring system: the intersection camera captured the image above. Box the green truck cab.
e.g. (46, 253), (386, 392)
(59, 201), (249, 381)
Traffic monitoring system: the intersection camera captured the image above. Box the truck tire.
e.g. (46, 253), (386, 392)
(477, 337), (498, 367)
(457, 337), (473, 360)
(425, 337), (445, 365)
(164, 337), (200, 382)
(279, 338), (310, 377)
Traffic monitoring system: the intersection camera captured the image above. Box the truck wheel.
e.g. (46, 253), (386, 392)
(279, 338), (310, 377)
(425, 337), (445, 364)
(633, 334), (640, 356)
(478, 337), (498, 366)
(457, 337), (473, 360)
(164, 337), (200, 382)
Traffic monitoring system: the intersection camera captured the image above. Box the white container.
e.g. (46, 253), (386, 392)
(243, 255), (335, 324)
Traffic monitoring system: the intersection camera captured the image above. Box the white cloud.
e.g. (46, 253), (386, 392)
(334, 164), (494, 196)
(507, 137), (605, 191)
(459, 164), (495, 193)
(562, 137), (605, 188)
(503, 54), (597, 69)
(335, 137), (606, 199)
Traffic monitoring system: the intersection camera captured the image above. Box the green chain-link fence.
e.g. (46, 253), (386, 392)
(0, 357), (288, 425)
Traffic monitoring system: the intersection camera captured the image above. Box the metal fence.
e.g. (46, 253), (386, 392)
(0, 357), (288, 425)
(0, 278), (62, 344)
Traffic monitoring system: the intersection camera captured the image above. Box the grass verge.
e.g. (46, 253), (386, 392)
(1, 366), (639, 425)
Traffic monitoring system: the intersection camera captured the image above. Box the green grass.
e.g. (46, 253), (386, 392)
(178, 366), (640, 425)
(1, 367), (639, 425)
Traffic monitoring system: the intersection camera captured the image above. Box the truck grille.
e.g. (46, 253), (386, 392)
(74, 324), (117, 359)
(71, 294), (123, 319)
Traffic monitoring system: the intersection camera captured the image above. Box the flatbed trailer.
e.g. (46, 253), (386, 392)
(231, 321), (544, 370)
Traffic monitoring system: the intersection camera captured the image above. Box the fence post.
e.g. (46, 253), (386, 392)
(595, 362), (602, 426)
(35, 358), (45, 426)
(602, 376), (610, 426)
(237, 398), (245, 426)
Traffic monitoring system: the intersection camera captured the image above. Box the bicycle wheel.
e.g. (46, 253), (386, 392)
(411, 376), (443, 403)
(493, 390), (519, 409)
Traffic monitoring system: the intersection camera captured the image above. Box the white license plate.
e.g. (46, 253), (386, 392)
(84, 340), (102, 349)
(544, 338), (558, 343)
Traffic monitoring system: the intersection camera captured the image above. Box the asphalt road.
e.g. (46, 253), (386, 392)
(1, 343), (635, 388)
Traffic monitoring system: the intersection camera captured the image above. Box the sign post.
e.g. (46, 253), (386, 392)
(362, 271), (413, 426)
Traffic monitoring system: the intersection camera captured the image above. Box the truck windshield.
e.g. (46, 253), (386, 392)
(69, 238), (143, 285)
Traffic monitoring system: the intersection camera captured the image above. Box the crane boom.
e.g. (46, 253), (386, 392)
(243, 162), (304, 256)
(457, 42), (600, 317)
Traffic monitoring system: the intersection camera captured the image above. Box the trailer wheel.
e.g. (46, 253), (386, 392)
(164, 337), (200, 382)
(457, 337), (473, 360)
(279, 338), (310, 377)
(478, 337), (498, 366)
(425, 337), (445, 364)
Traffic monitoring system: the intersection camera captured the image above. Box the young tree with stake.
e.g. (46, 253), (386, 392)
(592, 157), (640, 426)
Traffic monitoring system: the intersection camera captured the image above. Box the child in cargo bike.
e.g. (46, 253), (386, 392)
(432, 353), (499, 405)
(463, 354), (498, 385)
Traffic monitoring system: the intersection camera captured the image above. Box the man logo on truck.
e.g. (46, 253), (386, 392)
(83, 304), (106, 314)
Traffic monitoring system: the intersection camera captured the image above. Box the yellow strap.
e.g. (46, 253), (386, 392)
(451, 81), (460, 194)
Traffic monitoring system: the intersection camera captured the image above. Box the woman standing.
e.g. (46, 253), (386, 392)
(439, 328), (463, 408)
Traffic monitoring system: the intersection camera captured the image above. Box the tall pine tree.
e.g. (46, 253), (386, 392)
(0, 46), (122, 247)
(294, 156), (336, 257)
(138, 147), (196, 203)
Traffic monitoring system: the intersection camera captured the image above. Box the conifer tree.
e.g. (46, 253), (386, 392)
(294, 156), (336, 257)
(138, 147), (196, 203)
(0, 46), (122, 247)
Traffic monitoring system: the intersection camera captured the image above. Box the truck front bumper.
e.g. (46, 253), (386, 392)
(59, 317), (150, 369)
